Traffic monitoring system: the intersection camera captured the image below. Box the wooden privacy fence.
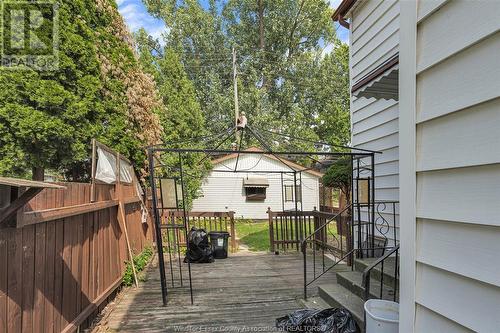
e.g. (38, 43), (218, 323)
(163, 211), (236, 252)
(267, 208), (350, 257)
(0, 182), (154, 333)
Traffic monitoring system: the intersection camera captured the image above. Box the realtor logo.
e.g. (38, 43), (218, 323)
(1, 0), (59, 70)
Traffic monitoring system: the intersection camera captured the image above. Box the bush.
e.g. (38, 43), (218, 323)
(123, 246), (154, 286)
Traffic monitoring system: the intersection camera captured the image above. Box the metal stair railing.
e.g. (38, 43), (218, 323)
(301, 205), (353, 299)
(301, 201), (400, 300)
(362, 244), (399, 301)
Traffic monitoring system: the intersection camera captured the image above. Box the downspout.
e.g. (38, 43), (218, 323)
(336, 14), (350, 29)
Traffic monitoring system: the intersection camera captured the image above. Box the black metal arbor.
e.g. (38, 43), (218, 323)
(147, 123), (380, 306)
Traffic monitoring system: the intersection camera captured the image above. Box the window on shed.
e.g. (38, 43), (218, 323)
(245, 187), (266, 200)
(284, 185), (293, 202)
(284, 183), (302, 202)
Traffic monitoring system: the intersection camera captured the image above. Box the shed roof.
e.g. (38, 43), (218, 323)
(211, 147), (324, 178)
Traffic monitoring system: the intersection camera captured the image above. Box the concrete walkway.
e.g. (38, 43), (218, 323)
(99, 251), (340, 332)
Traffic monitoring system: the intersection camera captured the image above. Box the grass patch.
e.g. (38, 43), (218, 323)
(123, 246), (154, 286)
(234, 220), (270, 252)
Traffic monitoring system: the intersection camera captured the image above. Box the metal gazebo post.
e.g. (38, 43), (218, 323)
(371, 153), (376, 257)
(350, 154), (355, 267)
(148, 148), (168, 306)
(178, 152), (194, 305)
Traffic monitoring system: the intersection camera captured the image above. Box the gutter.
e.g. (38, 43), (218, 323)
(331, 0), (359, 29)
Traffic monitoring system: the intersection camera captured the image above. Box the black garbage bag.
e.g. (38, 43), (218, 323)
(276, 308), (359, 333)
(184, 227), (214, 263)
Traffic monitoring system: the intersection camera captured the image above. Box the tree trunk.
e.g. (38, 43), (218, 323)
(32, 167), (45, 181)
(258, 0), (266, 90)
(258, 0), (265, 50)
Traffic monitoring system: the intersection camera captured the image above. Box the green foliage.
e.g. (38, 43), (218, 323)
(140, 0), (350, 151)
(0, 0), (162, 180)
(123, 246), (154, 286)
(135, 31), (210, 207)
(322, 157), (351, 204)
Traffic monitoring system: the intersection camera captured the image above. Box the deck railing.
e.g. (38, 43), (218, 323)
(163, 210), (236, 252)
(267, 207), (349, 255)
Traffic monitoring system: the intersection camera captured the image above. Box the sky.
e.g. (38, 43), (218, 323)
(116, 0), (349, 47)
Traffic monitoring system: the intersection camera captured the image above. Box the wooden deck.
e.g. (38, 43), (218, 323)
(101, 251), (345, 332)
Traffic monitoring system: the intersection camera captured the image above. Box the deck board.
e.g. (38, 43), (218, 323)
(102, 252), (346, 332)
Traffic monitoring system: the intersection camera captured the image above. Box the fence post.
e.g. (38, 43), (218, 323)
(229, 211), (236, 252)
(267, 207), (276, 254)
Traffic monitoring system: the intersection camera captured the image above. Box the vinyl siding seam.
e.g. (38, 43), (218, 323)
(416, 28), (500, 75)
(352, 101), (398, 125)
(353, 129), (399, 146)
(352, 44), (399, 82)
(352, 0), (398, 42)
(351, 0), (386, 34)
(416, 95), (500, 125)
(352, 22), (399, 67)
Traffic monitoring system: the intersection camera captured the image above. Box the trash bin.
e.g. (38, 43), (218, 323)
(364, 299), (399, 333)
(208, 231), (230, 259)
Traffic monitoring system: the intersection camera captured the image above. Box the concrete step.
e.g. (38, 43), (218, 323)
(297, 296), (331, 310)
(354, 257), (398, 287)
(336, 270), (398, 301)
(318, 283), (365, 329)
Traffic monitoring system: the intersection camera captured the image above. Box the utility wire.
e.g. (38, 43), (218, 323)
(258, 128), (382, 154)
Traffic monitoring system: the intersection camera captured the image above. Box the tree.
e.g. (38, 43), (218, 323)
(140, 0), (348, 152)
(135, 33), (210, 206)
(0, 0), (104, 180)
(0, 0), (163, 180)
(322, 157), (351, 207)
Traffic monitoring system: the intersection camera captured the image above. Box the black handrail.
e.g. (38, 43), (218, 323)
(301, 201), (400, 300)
(301, 205), (352, 299)
(362, 244), (399, 301)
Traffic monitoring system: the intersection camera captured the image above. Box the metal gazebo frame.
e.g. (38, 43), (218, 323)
(147, 124), (380, 306)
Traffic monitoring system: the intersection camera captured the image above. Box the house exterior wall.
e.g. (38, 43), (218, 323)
(400, 1), (500, 331)
(350, 0), (400, 245)
(191, 154), (320, 219)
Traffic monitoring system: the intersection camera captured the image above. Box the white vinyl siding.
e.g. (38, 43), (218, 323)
(415, 304), (473, 333)
(191, 154), (320, 219)
(411, 1), (500, 330)
(349, 0), (400, 246)
(351, 0), (400, 82)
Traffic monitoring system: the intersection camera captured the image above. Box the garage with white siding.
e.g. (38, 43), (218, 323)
(191, 149), (322, 219)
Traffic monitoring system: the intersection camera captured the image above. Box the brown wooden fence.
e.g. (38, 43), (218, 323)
(164, 211), (236, 252)
(267, 208), (350, 257)
(0, 182), (154, 333)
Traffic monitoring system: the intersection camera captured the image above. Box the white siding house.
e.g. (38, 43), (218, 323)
(335, 0), (500, 331)
(349, 0), (400, 246)
(191, 148), (322, 219)
(400, 1), (500, 332)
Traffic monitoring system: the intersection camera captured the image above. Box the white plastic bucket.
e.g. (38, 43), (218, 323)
(364, 299), (399, 333)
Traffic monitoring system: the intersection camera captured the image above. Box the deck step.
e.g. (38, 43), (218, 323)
(318, 284), (365, 329)
(336, 271), (398, 301)
(354, 257), (398, 286)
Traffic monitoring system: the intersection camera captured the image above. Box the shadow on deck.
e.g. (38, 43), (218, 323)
(103, 251), (347, 332)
